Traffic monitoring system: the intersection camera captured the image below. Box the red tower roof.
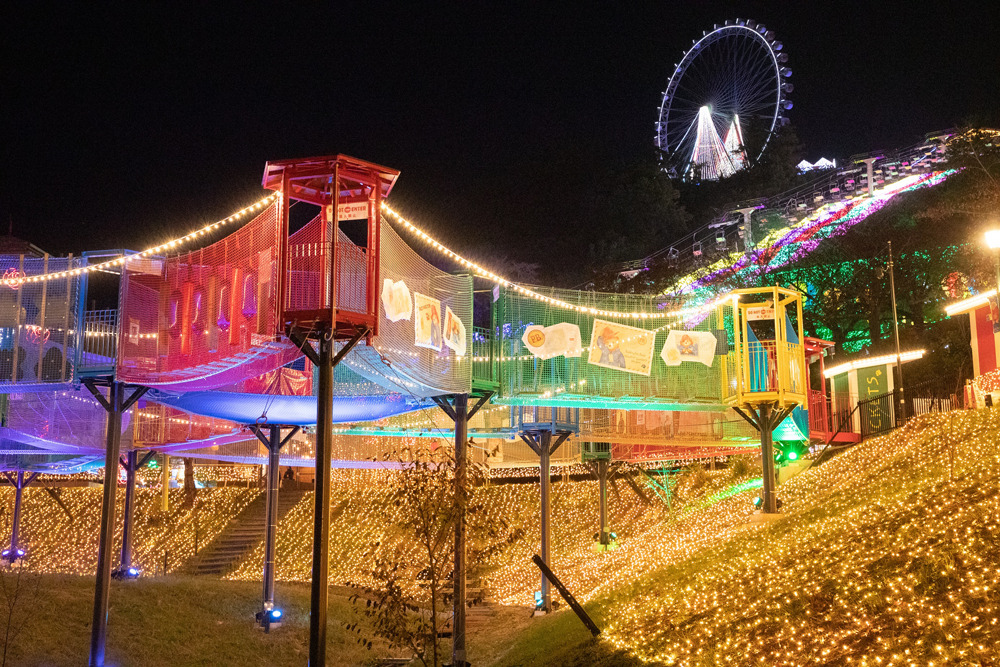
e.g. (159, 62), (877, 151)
(261, 154), (399, 206)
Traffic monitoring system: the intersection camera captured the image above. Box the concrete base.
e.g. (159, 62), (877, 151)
(747, 510), (784, 524)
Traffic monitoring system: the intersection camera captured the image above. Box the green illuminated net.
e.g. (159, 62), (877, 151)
(494, 286), (735, 409)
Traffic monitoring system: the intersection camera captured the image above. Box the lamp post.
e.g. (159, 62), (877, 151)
(887, 241), (905, 424)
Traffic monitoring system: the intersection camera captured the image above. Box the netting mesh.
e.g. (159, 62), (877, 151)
(132, 402), (242, 450)
(117, 203), (301, 390)
(0, 255), (81, 387)
(496, 286), (734, 407)
(285, 215), (370, 321)
(343, 217), (472, 398)
(118, 207), (470, 402)
(0, 389), (133, 453)
(580, 408), (757, 444)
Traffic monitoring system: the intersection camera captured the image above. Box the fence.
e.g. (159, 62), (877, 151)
(75, 309), (118, 376)
(835, 379), (958, 442)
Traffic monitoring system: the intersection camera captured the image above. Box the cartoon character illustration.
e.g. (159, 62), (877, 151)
(678, 333), (698, 357)
(596, 326), (626, 369)
(428, 308), (441, 349)
(446, 315), (462, 348)
(414, 292), (443, 351)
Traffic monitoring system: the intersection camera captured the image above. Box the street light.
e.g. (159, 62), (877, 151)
(887, 241), (905, 423)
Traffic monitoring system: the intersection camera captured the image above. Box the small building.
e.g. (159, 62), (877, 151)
(821, 350), (925, 439)
(945, 292), (1000, 407)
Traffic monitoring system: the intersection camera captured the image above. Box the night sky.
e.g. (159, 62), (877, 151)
(4, 1), (999, 268)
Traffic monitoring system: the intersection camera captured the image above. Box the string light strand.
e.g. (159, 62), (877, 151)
(381, 202), (731, 321)
(2, 192), (281, 287)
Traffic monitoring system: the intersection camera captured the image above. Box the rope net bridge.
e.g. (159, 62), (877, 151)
(0, 141), (962, 472)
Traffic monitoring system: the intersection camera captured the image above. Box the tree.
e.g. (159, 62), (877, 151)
(0, 558), (40, 666)
(347, 442), (518, 666)
(589, 158), (692, 266)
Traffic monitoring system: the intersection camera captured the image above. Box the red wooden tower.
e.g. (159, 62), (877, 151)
(262, 154), (399, 339)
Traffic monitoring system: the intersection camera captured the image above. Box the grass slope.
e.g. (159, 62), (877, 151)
(498, 408), (1000, 665)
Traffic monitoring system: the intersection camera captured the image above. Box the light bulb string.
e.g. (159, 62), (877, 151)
(2, 192), (281, 287)
(380, 202), (731, 321)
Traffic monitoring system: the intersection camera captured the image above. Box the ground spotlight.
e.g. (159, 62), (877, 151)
(111, 566), (140, 580)
(0, 547), (25, 563)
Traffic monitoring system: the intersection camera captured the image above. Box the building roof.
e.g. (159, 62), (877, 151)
(0, 236), (46, 257)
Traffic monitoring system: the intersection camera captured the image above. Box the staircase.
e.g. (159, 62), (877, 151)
(189, 487), (306, 576)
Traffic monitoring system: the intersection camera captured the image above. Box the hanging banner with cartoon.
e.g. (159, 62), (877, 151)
(521, 322), (582, 360)
(660, 330), (717, 367)
(413, 292), (442, 351)
(587, 319), (656, 376)
(381, 278), (412, 322)
(443, 306), (467, 357)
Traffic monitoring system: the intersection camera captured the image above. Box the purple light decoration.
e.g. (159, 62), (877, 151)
(676, 170), (955, 297)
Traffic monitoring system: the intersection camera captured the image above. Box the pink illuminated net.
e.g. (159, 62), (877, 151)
(117, 201), (472, 402)
(286, 215), (369, 319)
(117, 202), (301, 390)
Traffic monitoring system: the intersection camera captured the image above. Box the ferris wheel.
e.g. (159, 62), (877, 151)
(655, 19), (791, 181)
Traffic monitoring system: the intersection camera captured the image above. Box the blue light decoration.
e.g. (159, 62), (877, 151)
(146, 390), (427, 426)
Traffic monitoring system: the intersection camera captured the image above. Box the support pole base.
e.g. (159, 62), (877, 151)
(110, 567), (140, 580)
(255, 608), (283, 632)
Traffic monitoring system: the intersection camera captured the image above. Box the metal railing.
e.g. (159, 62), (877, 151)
(471, 327), (498, 387)
(285, 241), (370, 319)
(741, 340), (805, 396)
(75, 309), (118, 376)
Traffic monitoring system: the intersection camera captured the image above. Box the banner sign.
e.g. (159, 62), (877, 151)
(443, 306), (467, 357)
(660, 330), (717, 367)
(381, 278), (412, 322)
(747, 306), (775, 321)
(414, 292), (442, 351)
(337, 201), (370, 221)
(522, 323), (582, 360)
(587, 319), (656, 376)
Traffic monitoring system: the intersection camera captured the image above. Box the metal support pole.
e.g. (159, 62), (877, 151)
(735, 206), (756, 253)
(452, 394), (469, 667)
(759, 404), (778, 514)
(262, 424), (280, 619)
(994, 251), (1000, 309)
(161, 454), (169, 512)
(597, 459), (609, 545)
(10, 472), (25, 556)
(888, 241), (905, 424)
(90, 381), (123, 667)
(309, 330), (334, 666)
(119, 449), (137, 572)
(539, 431), (552, 612)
